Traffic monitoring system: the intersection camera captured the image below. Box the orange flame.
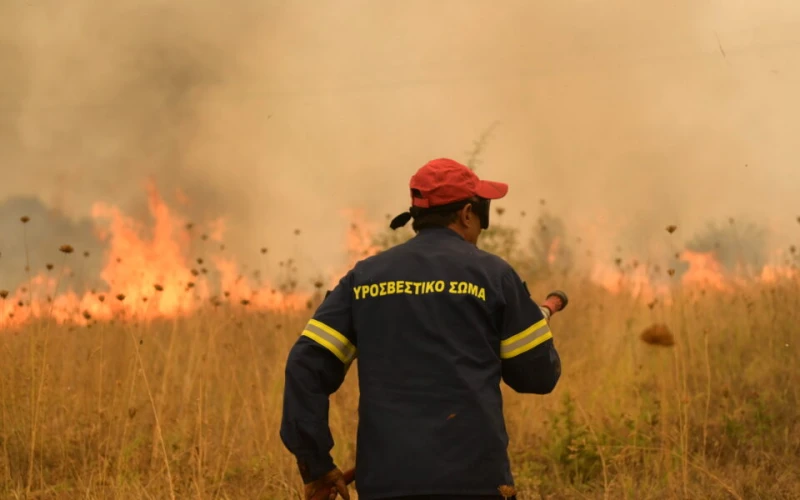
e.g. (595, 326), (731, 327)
(587, 247), (799, 302)
(3, 182), (799, 330)
(760, 264), (797, 283)
(547, 237), (560, 265)
(0, 181), (317, 329)
(589, 260), (671, 304)
(341, 208), (382, 269)
(679, 250), (730, 291)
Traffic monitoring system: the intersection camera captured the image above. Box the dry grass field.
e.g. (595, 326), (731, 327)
(1, 214), (799, 500)
(3, 1), (800, 498)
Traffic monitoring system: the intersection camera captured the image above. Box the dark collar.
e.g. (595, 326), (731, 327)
(413, 226), (466, 242)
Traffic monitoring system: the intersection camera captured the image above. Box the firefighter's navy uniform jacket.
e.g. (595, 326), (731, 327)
(280, 226), (561, 500)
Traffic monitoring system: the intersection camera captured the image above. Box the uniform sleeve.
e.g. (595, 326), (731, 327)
(498, 268), (561, 394)
(280, 271), (357, 484)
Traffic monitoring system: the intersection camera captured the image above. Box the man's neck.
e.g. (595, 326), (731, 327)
(445, 224), (469, 241)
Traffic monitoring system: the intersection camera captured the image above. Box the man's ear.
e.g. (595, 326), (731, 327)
(459, 203), (473, 226)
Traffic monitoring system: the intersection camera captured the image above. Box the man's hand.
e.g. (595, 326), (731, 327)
(540, 290), (569, 320)
(304, 467), (351, 500)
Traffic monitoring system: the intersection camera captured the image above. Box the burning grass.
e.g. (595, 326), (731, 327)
(0, 191), (798, 499)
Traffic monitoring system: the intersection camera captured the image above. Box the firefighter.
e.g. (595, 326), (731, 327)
(280, 158), (562, 500)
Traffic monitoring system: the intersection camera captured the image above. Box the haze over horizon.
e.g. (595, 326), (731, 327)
(1, 0), (799, 286)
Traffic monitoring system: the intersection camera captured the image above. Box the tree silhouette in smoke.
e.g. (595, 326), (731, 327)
(684, 218), (769, 275)
(528, 209), (574, 278)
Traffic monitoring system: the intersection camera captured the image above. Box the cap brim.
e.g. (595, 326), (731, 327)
(475, 180), (508, 200)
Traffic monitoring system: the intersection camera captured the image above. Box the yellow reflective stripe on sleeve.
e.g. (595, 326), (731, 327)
(302, 319), (357, 364)
(500, 319), (553, 359)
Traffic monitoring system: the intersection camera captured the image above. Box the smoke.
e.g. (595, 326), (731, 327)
(0, 197), (104, 290)
(1, 0), (799, 284)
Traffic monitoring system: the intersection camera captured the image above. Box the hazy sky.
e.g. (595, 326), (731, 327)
(1, 0), (799, 277)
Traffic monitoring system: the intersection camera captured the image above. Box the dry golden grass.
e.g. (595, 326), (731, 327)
(0, 277), (797, 499)
(1, 214), (799, 500)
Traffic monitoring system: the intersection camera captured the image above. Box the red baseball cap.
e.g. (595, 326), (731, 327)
(408, 158), (508, 208)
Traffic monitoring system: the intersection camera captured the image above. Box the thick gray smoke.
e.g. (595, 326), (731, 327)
(1, 0), (799, 288)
